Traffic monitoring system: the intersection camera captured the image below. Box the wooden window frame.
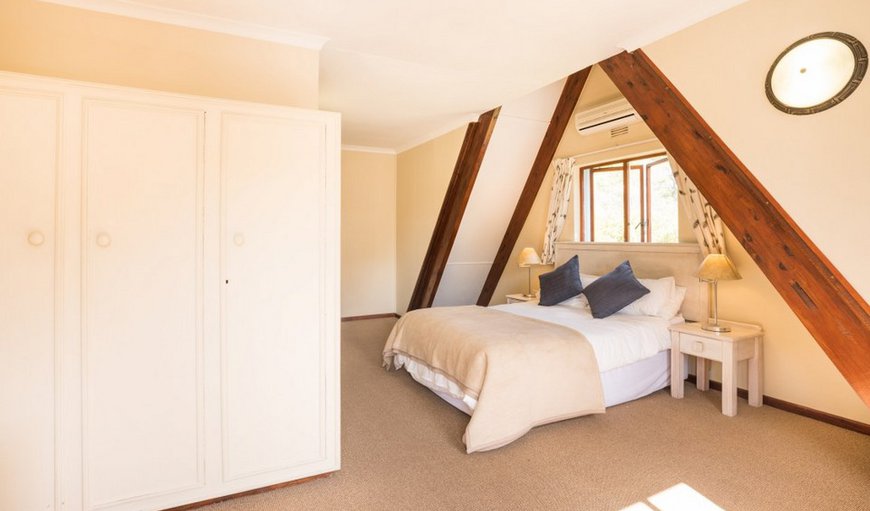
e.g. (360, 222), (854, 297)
(644, 156), (670, 242)
(580, 152), (669, 243)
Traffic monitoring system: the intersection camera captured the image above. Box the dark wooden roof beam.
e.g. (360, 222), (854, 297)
(408, 107), (500, 311)
(477, 67), (591, 306)
(600, 49), (870, 407)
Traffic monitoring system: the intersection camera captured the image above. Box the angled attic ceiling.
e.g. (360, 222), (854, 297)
(409, 45), (870, 407)
(42, 0), (747, 151)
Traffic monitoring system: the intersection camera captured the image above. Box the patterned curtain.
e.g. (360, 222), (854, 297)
(668, 153), (725, 255)
(541, 158), (575, 264)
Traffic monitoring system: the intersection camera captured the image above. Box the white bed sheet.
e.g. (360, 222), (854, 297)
(427, 349), (673, 414)
(490, 301), (677, 372)
(598, 349), (671, 408)
(394, 301), (683, 414)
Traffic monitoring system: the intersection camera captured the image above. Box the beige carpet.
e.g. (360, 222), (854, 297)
(206, 317), (870, 511)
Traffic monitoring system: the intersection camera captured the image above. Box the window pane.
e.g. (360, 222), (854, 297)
(649, 160), (678, 243)
(628, 166), (642, 242)
(592, 170), (624, 242)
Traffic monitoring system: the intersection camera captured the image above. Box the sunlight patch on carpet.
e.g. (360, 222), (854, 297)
(622, 483), (724, 511)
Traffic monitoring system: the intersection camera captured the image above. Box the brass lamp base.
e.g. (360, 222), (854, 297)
(522, 293), (535, 298)
(702, 323), (731, 333)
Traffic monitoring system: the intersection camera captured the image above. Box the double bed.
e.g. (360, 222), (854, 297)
(384, 242), (706, 452)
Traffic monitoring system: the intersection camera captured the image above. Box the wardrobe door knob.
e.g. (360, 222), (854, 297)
(27, 231), (45, 246)
(96, 233), (112, 248)
(233, 233), (245, 247)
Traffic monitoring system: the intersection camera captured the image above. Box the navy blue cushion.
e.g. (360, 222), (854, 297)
(582, 261), (650, 319)
(538, 255), (582, 306)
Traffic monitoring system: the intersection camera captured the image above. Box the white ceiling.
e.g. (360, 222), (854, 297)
(45, 0), (747, 151)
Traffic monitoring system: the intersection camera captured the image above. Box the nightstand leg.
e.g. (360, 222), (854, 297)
(670, 332), (683, 399)
(696, 357), (709, 391)
(722, 345), (737, 417)
(748, 337), (763, 407)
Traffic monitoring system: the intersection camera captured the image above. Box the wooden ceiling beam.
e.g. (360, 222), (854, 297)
(407, 107), (500, 311)
(476, 67), (591, 306)
(600, 50), (870, 407)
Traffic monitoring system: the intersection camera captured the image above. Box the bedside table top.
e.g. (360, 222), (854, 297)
(506, 293), (536, 302)
(669, 320), (762, 340)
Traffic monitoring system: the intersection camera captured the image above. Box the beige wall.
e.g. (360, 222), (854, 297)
(487, 165), (554, 304)
(484, 4), (870, 424)
(396, 127), (467, 313)
(645, 0), (870, 423)
(553, 65), (696, 247)
(349, 0), (870, 424)
(0, 0), (319, 107)
(554, 65), (661, 163)
(341, 150), (398, 318)
(490, 66), (696, 303)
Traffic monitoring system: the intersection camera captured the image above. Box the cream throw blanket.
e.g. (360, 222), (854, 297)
(383, 306), (604, 453)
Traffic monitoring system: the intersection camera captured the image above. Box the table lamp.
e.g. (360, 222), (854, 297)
(518, 247), (542, 298)
(697, 253), (742, 332)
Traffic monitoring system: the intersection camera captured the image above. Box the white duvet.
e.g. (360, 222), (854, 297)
(394, 300), (680, 414)
(490, 301), (677, 373)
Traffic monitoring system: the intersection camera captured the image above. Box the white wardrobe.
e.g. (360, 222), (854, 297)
(0, 72), (340, 511)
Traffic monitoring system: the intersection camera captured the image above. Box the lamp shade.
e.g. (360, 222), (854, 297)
(697, 253), (741, 282)
(518, 247), (542, 267)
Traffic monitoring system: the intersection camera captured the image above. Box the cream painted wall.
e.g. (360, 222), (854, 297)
(389, 3), (869, 424)
(645, 0), (870, 423)
(435, 80), (565, 307)
(341, 150), (397, 318)
(396, 127), (466, 314)
(0, 0), (319, 107)
(555, 65), (660, 163)
(490, 66), (695, 304)
(553, 65), (696, 246)
(488, 165), (555, 303)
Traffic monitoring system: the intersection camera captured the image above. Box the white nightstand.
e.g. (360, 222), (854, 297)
(669, 320), (764, 417)
(506, 293), (536, 304)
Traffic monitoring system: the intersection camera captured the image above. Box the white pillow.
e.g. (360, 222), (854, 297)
(573, 273), (600, 308)
(580, 273), (599, 287)
(618, 276), (676, 317)
(559, 295), (587, 308)
(575, 272), (683, 318)
(657, 285), (687, 320)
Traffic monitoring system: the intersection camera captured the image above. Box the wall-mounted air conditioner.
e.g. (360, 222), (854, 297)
(574, 98), (640, 136)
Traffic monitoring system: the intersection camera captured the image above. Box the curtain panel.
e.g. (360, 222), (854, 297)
(668, 153), (725, 256)
(541, 157), (575, 264)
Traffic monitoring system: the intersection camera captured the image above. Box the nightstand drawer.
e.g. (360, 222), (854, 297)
(679, 334), (723, 361)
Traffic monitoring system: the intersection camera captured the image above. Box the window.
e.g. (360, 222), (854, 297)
(577, 154), (678, 243)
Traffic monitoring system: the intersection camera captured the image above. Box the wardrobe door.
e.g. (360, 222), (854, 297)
(0, 90), (60, 511)
(222, 113), (334, 482)
(82, 100), (205, 509)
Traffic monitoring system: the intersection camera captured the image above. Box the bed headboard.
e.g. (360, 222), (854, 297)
(554, 242), (707, 322)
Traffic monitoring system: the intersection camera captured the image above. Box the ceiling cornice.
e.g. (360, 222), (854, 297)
(341, 145), (397, 155)
(39, 0), (329, 49)
(394, 113), (481, 154)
